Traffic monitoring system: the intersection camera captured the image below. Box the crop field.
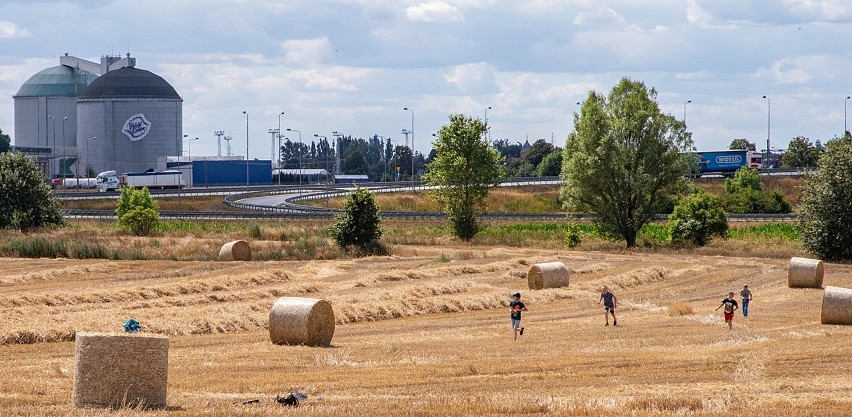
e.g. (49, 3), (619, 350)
(1, 244), (851, 416)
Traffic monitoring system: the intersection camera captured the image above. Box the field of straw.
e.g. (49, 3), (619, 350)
(2, 244), (852, 416)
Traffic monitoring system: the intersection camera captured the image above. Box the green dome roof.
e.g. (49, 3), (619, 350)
(14, 65), (98, 97)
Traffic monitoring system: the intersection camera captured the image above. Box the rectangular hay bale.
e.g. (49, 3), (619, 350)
(73, 332), (169, 409)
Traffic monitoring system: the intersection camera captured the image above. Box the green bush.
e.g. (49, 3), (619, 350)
(0, 152), (65, 231)
(116, 187), (160, 236)
(721, 167), (791, 214)
(329, 187), (383, 253)
(798, 135), (852, 260)
(668, 191), (728, 246)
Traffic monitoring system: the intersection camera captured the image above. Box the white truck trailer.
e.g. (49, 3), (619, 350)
(97, 170), (185, 192)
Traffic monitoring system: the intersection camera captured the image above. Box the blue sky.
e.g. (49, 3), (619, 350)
(2, 0), (852, 159)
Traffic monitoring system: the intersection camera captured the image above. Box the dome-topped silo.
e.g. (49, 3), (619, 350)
(77, 65), (183, 175)
(13, 64), (97, 177)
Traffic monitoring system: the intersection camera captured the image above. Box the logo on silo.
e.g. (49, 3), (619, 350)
(122, 113), (151, 141)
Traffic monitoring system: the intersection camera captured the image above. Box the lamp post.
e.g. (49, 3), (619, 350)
(484, 106), (492, 141)
(61, 116), (68, 178)
(403, 107), (414, 187)
(332, 131), (343, 179)
(762, 96), (771, 169)
(287, 128), (302, 186)
(278, 112), (285, 167)
(683, 100), (691, 125)
(845, 96), (850, 134)
(86, 137), (97, 178)
(243, 111), (249, 188)
(314, 134), (328, 206)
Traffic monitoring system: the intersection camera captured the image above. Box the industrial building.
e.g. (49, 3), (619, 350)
(12, 53), (183, 178)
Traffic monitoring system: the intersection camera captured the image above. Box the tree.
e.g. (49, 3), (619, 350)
(561, 77), (693, 248)
(522, 139), (555, 170)
(781, 136), (821, 168)
(729, 138), (756, 151)
(536, 151), (563, 177)
(329, 187), (383, 252)
(343, 150), (368, 175)
(0, 152), (65, 231)
(798, 135), (852, 260)
(422, 114), (506, 241)
(116, 186), (160, 236)
(0, 128), (10, 154)
(668, 191), (728, 246)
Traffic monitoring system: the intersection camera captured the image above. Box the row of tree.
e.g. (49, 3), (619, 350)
(729, 135), (831, 168)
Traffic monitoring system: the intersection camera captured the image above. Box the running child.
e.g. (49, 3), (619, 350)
(598, 286), (617, 326)
(509, 292), (527, 341)
(715, 291), (739, 330)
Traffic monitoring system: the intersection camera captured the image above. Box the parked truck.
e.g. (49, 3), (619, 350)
(97, 170), (185, 192)
(692, 149), (762, 177)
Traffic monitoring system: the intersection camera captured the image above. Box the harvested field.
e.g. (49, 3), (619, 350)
(2, 246), (852, 416)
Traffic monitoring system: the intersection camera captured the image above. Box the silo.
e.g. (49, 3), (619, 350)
(13, 64), (97, 177)
(77, 66), (182, 175)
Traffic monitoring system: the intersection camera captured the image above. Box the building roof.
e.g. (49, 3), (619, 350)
(78, 67), (181, 100)
(13, 65), (98, 98)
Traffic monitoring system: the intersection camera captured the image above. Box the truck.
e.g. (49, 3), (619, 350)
(97, 170), (185, 192)
(692, 149), (762, 177)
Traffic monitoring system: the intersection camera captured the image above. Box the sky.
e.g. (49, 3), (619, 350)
(2, 0), (852, 160)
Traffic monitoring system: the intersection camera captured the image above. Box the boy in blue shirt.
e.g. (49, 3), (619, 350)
(509, 292), (527, 341)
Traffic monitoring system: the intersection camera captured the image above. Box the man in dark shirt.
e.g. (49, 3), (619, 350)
(509, 292), (527, 341)
(715, 292), (739, 330)
(598, 286), (617, 326)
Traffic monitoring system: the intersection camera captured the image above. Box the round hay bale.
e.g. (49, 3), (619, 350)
(269, 297), (335, 347)
(219, 240), (251, 261)
(821, 286), (852, 325)
(527, 262), (570, 290)
(788, 257), (824, 288)
(73, 332), (169, 409)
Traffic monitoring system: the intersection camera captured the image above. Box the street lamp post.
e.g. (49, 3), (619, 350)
(845, 96), (850, 135)
(484, 106), (492, 141)
(403, 107), (414, 188)
(332, 131), (343, 179)
(277, 112), (285, 167)
(314, 134), (328, 206)
(61, 116), (68, 178)
(48, 115), (55, 178)
(243, 111), (249, 188)
(683, 100), (692, 125)
(187, 137), (198, 186)
(286, 128), (302, 186)
(762, 96), (771, 169)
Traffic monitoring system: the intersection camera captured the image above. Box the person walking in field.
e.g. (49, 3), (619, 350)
(598, 286), (617, 326)
(740, 285), (752, 317)
(716, 291), (739, 330)
(509, 292), (527, 341)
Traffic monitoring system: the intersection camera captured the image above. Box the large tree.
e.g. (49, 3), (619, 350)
(522, 139), (555, 169)
(798, 135), (852, 260)
(423, 114), (506, 241)
(561, 77), (693, 247)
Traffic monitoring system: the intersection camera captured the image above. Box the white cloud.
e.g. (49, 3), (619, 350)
(280, 38), (332, 66)
(783, 0), (852, 21)
(406, 2), (465, 22)
(573, 7), (624, 25)
(756, 59), (813, 84)
(443, 62), (496, 93)
(0, 21), (30, 38)
(286, 67), (372, 92)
